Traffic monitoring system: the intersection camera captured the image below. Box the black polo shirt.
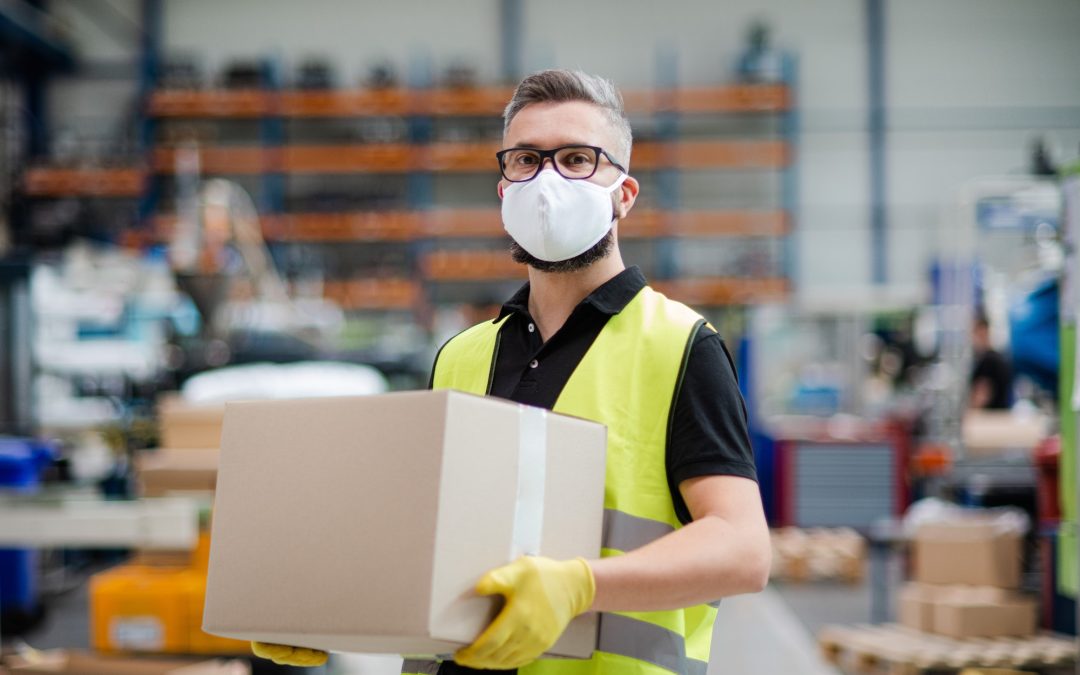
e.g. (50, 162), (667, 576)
(432, 266), (756, 522)
(430, 266), (755, 675)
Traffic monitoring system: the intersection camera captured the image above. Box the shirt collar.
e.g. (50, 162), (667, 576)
(495, 266), (647, 322)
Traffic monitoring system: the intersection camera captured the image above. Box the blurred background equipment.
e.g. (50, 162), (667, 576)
(0, 0), (1078, 673)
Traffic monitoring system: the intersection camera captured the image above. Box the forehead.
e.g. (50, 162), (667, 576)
(504, 100), (616, 150)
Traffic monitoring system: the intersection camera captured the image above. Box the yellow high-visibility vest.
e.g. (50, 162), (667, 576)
(403, 285), (717, 675)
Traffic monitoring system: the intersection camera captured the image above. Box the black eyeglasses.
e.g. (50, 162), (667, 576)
(495, 145), (627, 183)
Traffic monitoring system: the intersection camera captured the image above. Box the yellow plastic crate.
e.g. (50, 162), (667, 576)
(90, 565), (200, 654)
(90, 562), (248, 656)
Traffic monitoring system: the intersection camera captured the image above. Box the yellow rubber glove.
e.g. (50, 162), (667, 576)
(251, 641), (328, 667)
(454, 556), (595, 670)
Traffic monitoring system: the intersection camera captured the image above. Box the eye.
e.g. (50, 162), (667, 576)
(565, 153), (590, 165)
(516, 154), (538, 165)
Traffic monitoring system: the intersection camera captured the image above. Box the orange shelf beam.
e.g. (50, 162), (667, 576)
(149, 85), (789, 118)
(323, 278), (420, 310)
(268, 212), (420, 241)
(654, 277), (790, 306)
(423, 250), (526, 281)
(634, 140), (790, 170)
(279, 89), (410, 117)
(423, 209), (504, 238)
(152, 140), (789, 175)
(22, 167), (144, 197)
(281, 144), (413, 173)
(153, 146), (272, 174)
(425, 141), (502, 172)
(422, 87), (516, 116)
(152, 209), (786, 242)
(147, 90), (273, 117)
(620, 210), (789, 238)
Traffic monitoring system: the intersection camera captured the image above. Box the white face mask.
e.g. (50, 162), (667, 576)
(501, 169), (627, 262)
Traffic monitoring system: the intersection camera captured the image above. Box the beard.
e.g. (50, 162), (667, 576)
(510, 228), (615, 273)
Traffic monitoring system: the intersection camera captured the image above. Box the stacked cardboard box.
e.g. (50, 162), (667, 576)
(898, 519), (1035, 638)
(157, 396), (225, 451)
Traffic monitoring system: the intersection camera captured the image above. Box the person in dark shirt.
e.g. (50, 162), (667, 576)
(969, 311), (1013, 410)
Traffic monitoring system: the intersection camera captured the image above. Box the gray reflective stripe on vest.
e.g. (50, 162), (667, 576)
(602, 509), (675, 552)
(597, 613), (708, 675)
(400, 658), (439, 674)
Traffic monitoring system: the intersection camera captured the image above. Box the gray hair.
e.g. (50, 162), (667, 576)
(503, 69), (633, 168)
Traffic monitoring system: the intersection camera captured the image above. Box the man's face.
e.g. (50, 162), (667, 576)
(498, 101), (639, 272)
(499, 101), (636, 207)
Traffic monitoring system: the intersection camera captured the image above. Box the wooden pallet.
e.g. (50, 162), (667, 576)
(818, 623), (1077, 675)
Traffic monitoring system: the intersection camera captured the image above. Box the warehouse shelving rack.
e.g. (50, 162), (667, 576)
(19, 77), (797, 314)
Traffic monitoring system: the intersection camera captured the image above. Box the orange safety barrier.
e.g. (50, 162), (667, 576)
(654, 277), (790, 305)
(22, 167), (145, 197)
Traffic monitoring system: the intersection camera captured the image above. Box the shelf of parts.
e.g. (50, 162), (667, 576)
(146, 84), (789, 118)
(22, 167), (145, 197)
(148, 139), (789, 175)
(146, 209), (789, 243)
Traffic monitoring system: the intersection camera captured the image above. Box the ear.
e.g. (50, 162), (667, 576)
(614, 174), (640, 220)
(497, 182), (505, 200)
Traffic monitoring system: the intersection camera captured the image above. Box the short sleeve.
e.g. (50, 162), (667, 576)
(667, 325), (757, 525)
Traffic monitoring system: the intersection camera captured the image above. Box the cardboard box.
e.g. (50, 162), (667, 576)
(204, 390), (606, 658)
(158, 396), (225, 450)
(137, 448), (219, 497)
(932, 587), (1037, 638)
(897, 582), (940, 632)
(913, 521), (1022, 588)
(896, 583), (1037, 637)
(5, 650), (247, 674)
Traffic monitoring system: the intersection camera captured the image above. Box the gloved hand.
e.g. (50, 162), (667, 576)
(251, 641), (328, 667)
(454, 556), (595, 670)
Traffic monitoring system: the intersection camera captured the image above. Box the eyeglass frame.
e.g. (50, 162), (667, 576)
(495, 144), (628, 183)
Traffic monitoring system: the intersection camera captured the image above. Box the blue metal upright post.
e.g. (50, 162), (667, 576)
(408, 51), (435, 312)
(499, 0), (523, 84)
(867, 0), (887, 285)
(780, 54), (799, 287)
(136, 0), (162, 227)
(260, 56), (286, 216)
(655, 45), (679, 281)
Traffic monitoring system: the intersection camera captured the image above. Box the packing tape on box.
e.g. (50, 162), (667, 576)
(510, 405), (547, 559)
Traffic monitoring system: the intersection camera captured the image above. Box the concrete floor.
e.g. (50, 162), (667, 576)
(11, 574), (873, 675)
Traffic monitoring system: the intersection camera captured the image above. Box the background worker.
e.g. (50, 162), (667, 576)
(255, 69), (771, 675)
(969, 308), (1014, 410)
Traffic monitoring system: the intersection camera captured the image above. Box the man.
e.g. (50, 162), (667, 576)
(969, 309), (1013, 410)
(255, 69), (770, 675)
